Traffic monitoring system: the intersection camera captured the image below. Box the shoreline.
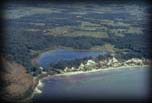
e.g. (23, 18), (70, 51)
(31, 49), (151, 97)
(32, 64), (149, 96)
(56, 65), (149, 76)
(45, 65), (149, 78)
(32, 80), (43, 95)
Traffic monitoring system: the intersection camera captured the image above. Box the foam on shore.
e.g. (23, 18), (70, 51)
(38, 80), (44, 88)
(33, 80), (43, 94)
(34, 87), (42, 94)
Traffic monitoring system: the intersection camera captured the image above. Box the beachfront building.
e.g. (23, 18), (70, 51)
(85, 59), (97, 70)
(98, 60), (107, 68)
(106, 56), (124, 67)
(64, 67), (69, 72)
(39, 67), (44, 71)
(86, 60), (97, 66)
(125, 58), (143, 66)
(78, 63), (85, 70)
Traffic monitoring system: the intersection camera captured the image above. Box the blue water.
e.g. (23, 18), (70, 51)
(33, 67), (150, 101)
(36, 49), (108, 68)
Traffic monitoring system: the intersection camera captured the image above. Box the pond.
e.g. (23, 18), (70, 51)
(33, 66), (150, 101)
(36, 49), (108, 69)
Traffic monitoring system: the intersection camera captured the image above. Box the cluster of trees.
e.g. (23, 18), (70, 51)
(1, 29), (107, 73)
(1, 27), (151, 74)
(2, 4), (151, 75)
(49, 57), (93, 70)
(110, 33), (151, 59)
(48, 53), (120, 70)
(96, 53), (112, 60)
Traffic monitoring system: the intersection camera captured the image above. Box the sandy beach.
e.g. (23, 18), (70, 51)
(47, 65), (149, 77)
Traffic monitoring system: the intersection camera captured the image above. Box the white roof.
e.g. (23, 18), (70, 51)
(80, 63), (84, 67)
(39, 67), (44, 70)
(86, 60), (96, 65)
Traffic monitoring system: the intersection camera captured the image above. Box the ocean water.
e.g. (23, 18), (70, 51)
(33, 66), (150, 101)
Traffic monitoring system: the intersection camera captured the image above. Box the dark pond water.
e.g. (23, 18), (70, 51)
(33, 66), (150, 101)
(36, 49), (108, 68)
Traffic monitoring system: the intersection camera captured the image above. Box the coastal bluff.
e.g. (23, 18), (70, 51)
(0, 58), (37, 102)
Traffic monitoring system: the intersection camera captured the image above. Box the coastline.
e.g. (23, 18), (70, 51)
(45, 65), (149, 78)
(32, 64), (149, 97)
(31, 49), (151, 97)
(32, 80), (43, 95)
(56, 65), (149, 76)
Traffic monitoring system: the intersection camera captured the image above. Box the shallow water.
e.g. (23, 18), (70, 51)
(33, 67), (150, 101)
(36, 49), (108, 68)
